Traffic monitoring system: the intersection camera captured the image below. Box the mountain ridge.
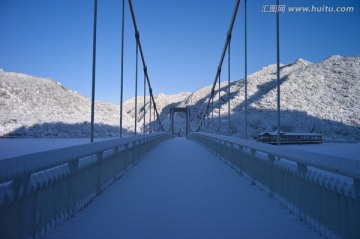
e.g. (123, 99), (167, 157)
(1, 55), (359, 141)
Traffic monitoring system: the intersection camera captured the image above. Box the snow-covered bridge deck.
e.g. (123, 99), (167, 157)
(47, 138), (321, 239)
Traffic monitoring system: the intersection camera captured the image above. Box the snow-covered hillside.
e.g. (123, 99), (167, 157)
(1, 55), (359, 141)
(182, 55), (360, 141)
(0, 70), (189, 137)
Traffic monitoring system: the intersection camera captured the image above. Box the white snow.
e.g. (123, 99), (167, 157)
(0, 69), (190, 137)
(283, 142), (360, 161)
(46, 138), (322, 239)
(0, 138), (112, 160)
(1, 55), (359, 141)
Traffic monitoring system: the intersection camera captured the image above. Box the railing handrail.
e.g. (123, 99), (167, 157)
(0, 133), (169, 184)
(191, 132), (360, 180)
(189, 132), (360, 239)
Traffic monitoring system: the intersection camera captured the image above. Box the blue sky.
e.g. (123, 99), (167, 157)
(1, 0), (359, 104)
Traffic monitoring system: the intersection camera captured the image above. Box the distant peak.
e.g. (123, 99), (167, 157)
(294, 58), (311, 65)
(157, 93), (166, 97)
(322, 55), (346, 63)
(326, 55), (343, 60)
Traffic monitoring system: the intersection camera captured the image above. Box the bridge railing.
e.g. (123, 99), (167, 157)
(0, 132), (171, 239)
(188, 132), (360, 239)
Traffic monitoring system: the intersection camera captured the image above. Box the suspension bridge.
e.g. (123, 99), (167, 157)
(0, 0), (359, 239)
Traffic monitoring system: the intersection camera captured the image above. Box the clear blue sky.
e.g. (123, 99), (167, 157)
(1, 0), (359, 104)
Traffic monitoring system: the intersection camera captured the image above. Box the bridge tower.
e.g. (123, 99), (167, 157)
(170, 106), (191, 137)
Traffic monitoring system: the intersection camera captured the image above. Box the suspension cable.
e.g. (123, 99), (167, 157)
(153, 99), (156, 132)
(149, 89), (152, 133)
(90, 0), (98, 143)
(194, 0), (241, 132)
(244, 0), (248, 140)
(211, 92), (214, 134)
(218, 70), (221, 134)
(208, 104), (210, 132)
(119, 0), (125, 138)
(228, 38), (231, 135)
(134, 31), (139, 135)
(128, 0), (166, 132)
(276, 0), (281, 145)
(143, 67), (146, 134)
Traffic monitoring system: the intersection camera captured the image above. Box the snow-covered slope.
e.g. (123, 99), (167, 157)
(182, 55), (360, 141)
(1, 55), (359, 141)
(0, 70), (189, 137)
(122, 92), (191, 133)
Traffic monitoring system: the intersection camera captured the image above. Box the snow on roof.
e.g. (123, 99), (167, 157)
(258, 131), (322, 136)
(259, 130), (285, 136)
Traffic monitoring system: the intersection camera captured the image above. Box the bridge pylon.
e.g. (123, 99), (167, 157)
(170, 106), (191, 137)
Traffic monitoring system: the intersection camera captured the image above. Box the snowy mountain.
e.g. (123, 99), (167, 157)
(1, 55), (359, 141)
(0, 69), (189, 137)
(181, 55), (360, 141)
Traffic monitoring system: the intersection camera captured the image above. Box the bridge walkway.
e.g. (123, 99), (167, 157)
(47, 137), (322, 239)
